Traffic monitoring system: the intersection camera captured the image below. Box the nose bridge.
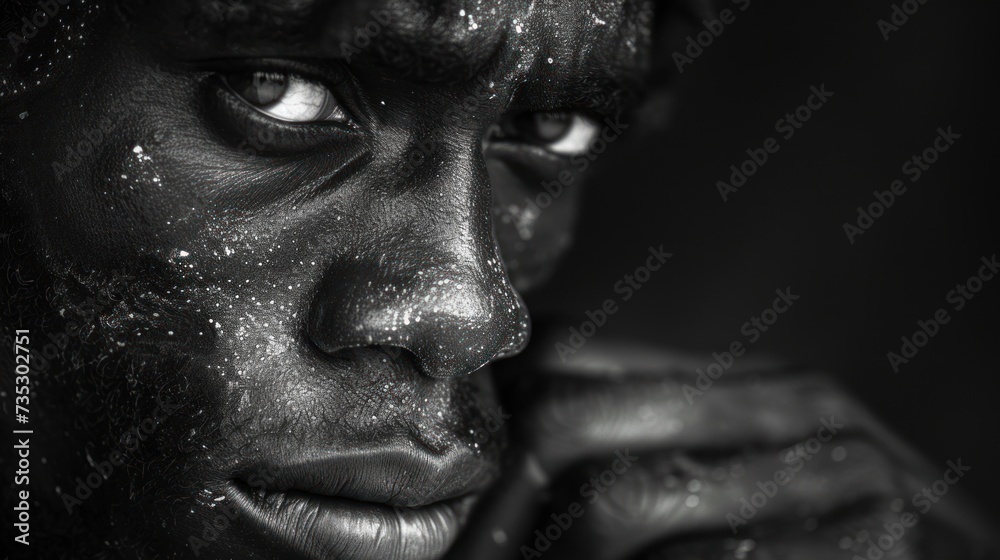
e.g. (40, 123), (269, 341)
(307, 143), (529, 378)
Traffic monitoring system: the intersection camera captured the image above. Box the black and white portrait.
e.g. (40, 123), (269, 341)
(1, 1), (997, 559)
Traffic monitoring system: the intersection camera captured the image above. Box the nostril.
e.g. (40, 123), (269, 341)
(374, 345), (413, 362)
(309, 339), (481, 379)
(311, 343), (421, 370)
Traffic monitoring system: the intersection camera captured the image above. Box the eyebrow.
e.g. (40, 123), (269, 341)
(176, 0), (507, 75)
(516, 74), (644, 119)
(166, 0), (653, 116)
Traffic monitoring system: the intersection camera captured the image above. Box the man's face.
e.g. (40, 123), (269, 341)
(1, 1), (656, 557)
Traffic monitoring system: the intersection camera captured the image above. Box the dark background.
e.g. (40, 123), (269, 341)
(533, 1), (1000, 506)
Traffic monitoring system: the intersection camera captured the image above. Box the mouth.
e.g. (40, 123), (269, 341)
(225, 443), (497, 560)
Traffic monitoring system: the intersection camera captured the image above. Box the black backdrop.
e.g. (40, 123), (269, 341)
(530, 0), (1000, 508)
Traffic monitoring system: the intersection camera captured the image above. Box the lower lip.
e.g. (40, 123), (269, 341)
(226, 482), (478, 560)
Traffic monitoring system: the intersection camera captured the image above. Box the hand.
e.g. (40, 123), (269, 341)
(447, 326), (996, 560)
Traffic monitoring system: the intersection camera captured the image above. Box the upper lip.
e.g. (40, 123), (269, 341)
(233, 439), (498, 507)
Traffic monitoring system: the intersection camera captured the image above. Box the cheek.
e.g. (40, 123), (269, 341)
(14, 111), (197, 271)
(487, 158), (581, 292)
(8, 42), (211, 269)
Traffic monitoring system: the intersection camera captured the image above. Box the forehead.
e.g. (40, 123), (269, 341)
(138, 0), (655, 87)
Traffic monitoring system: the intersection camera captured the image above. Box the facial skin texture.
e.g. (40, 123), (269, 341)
(1, 0), (658, 558)
(1, 1), (996, 559)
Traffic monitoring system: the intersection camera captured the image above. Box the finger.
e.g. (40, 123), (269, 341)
(498, 332), (840, 457)
(532, 439), (897, 560)
(443, 451), (550, 560)
(637, 507), (924, 560)
(505, 367), (864, 471)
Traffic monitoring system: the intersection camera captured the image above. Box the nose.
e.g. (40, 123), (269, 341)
(306, 145), (530, 378)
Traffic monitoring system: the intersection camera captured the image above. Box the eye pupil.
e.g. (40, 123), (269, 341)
(531, 113), (572, 142)
(230, 72), (288, 106)
(511, 112), (572, 143)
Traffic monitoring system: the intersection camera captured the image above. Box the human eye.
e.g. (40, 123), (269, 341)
(488, 111), (601, 156)
(221, 71), (348, 124)
(208, 63), (362, 155)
